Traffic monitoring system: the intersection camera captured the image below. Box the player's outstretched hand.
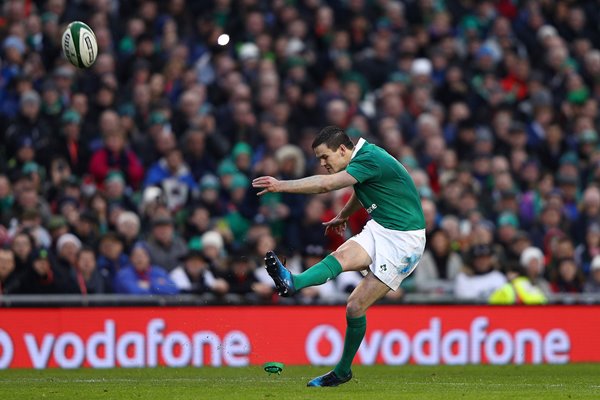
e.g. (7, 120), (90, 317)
(252, 176), (281, 196)
(323, 215), (348, 236)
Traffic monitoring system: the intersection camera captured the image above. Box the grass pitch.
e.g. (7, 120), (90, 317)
(1, 364), (599, 399)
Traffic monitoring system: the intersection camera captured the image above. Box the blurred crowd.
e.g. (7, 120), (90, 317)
(1, 0), (600, 304)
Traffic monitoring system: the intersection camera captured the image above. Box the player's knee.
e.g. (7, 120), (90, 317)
(331, 249), (354, 271)
(331, 243), (371, 272)
(330, 250), (345, 266)
(346, 297), (365, 318)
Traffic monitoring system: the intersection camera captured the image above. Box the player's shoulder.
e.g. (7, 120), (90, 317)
(353, 140), (380, 158)
(357, 141), (397, 163)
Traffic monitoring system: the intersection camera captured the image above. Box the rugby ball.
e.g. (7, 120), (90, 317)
(62, 21), (98, 68)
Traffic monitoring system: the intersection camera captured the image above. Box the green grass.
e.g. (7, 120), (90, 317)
(1, 364), (599, 399)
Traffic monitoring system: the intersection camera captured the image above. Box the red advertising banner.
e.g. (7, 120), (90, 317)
(0, 305), (599, 369)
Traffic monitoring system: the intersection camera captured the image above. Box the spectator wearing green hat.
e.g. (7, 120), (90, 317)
(231, 142), (252, 175)
(229, 173), (250, 197)
(104, 171), (137, 212)
(577, 130), (598, 179)
(578, 128), (597, 150)
(118, 103), (138, 142)
(21, 161), (43, 190)
(223, 173), (252, 245)
(558, 151), (579, 170)
(51, 109), (90, 176)
(45, 215), (69, 244)
(497, 211), (519, 251)
(196, 174), (226, 217)
(217, 158), (239, 191)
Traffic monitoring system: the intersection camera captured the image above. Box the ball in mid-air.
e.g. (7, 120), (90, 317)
(217, 34), (230, 46)
(62, 21), (98, 69)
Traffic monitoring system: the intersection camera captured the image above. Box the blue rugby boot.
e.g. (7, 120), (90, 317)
(265, 251), (296, 297)
(307, 370), (352, 387)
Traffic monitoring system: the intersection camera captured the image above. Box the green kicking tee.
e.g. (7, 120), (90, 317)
(345, 138), (425, 231)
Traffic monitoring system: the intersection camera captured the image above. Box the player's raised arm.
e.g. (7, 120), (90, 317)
(252, 171), (357, 196)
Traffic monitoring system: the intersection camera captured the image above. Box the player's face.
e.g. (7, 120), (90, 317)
(314, 143), (349, 174)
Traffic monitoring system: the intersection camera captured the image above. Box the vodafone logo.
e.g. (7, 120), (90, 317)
(0, 329), (14, 368)
(3, 307), (595, 369)
(1, 319), (251, 369)
(306, 317), (571, 366)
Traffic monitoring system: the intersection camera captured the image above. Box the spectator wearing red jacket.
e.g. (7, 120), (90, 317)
(88, 110), (144, 190)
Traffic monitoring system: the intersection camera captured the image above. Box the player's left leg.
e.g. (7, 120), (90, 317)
(307, 271), (390, 387)
(334, 271), (390, 377)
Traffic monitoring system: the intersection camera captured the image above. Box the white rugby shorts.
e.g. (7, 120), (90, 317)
(349, 220), (426, 291)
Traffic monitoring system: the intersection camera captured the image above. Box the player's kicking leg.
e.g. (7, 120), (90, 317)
(264, 251), (296, 296)
(265, 240), (371, 297)
(307, 271), (390, 387)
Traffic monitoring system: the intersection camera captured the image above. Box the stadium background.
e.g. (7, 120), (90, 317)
(1, 0), (600, 370)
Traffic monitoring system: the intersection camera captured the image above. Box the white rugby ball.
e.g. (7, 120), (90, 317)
(62, 21), (98, 68)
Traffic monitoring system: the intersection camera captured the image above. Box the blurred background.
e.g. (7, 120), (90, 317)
(1, 0), (600, 307)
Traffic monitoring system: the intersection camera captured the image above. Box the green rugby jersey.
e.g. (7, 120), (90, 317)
(345, 138), (425, 231)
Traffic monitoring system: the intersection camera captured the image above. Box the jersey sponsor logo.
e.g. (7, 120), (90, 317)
(366, 203), (377, 214)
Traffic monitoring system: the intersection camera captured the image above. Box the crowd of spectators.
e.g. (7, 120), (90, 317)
(1, 0), (600, 304)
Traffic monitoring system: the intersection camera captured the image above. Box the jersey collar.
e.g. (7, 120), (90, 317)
(351, 138), (366, 159)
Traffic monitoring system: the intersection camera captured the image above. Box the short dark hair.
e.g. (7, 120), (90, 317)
(77, 246), (96, 260)
(312, 126), (354, 150)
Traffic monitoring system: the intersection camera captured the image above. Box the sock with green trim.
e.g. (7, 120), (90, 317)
(333, 315), (367, 378)
(292, 254), (343, 290)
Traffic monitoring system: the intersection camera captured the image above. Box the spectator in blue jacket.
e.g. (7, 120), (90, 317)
(96, 232), (129, 292)
(115, 241), (178, 295)
(143, 147), (197, 212)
